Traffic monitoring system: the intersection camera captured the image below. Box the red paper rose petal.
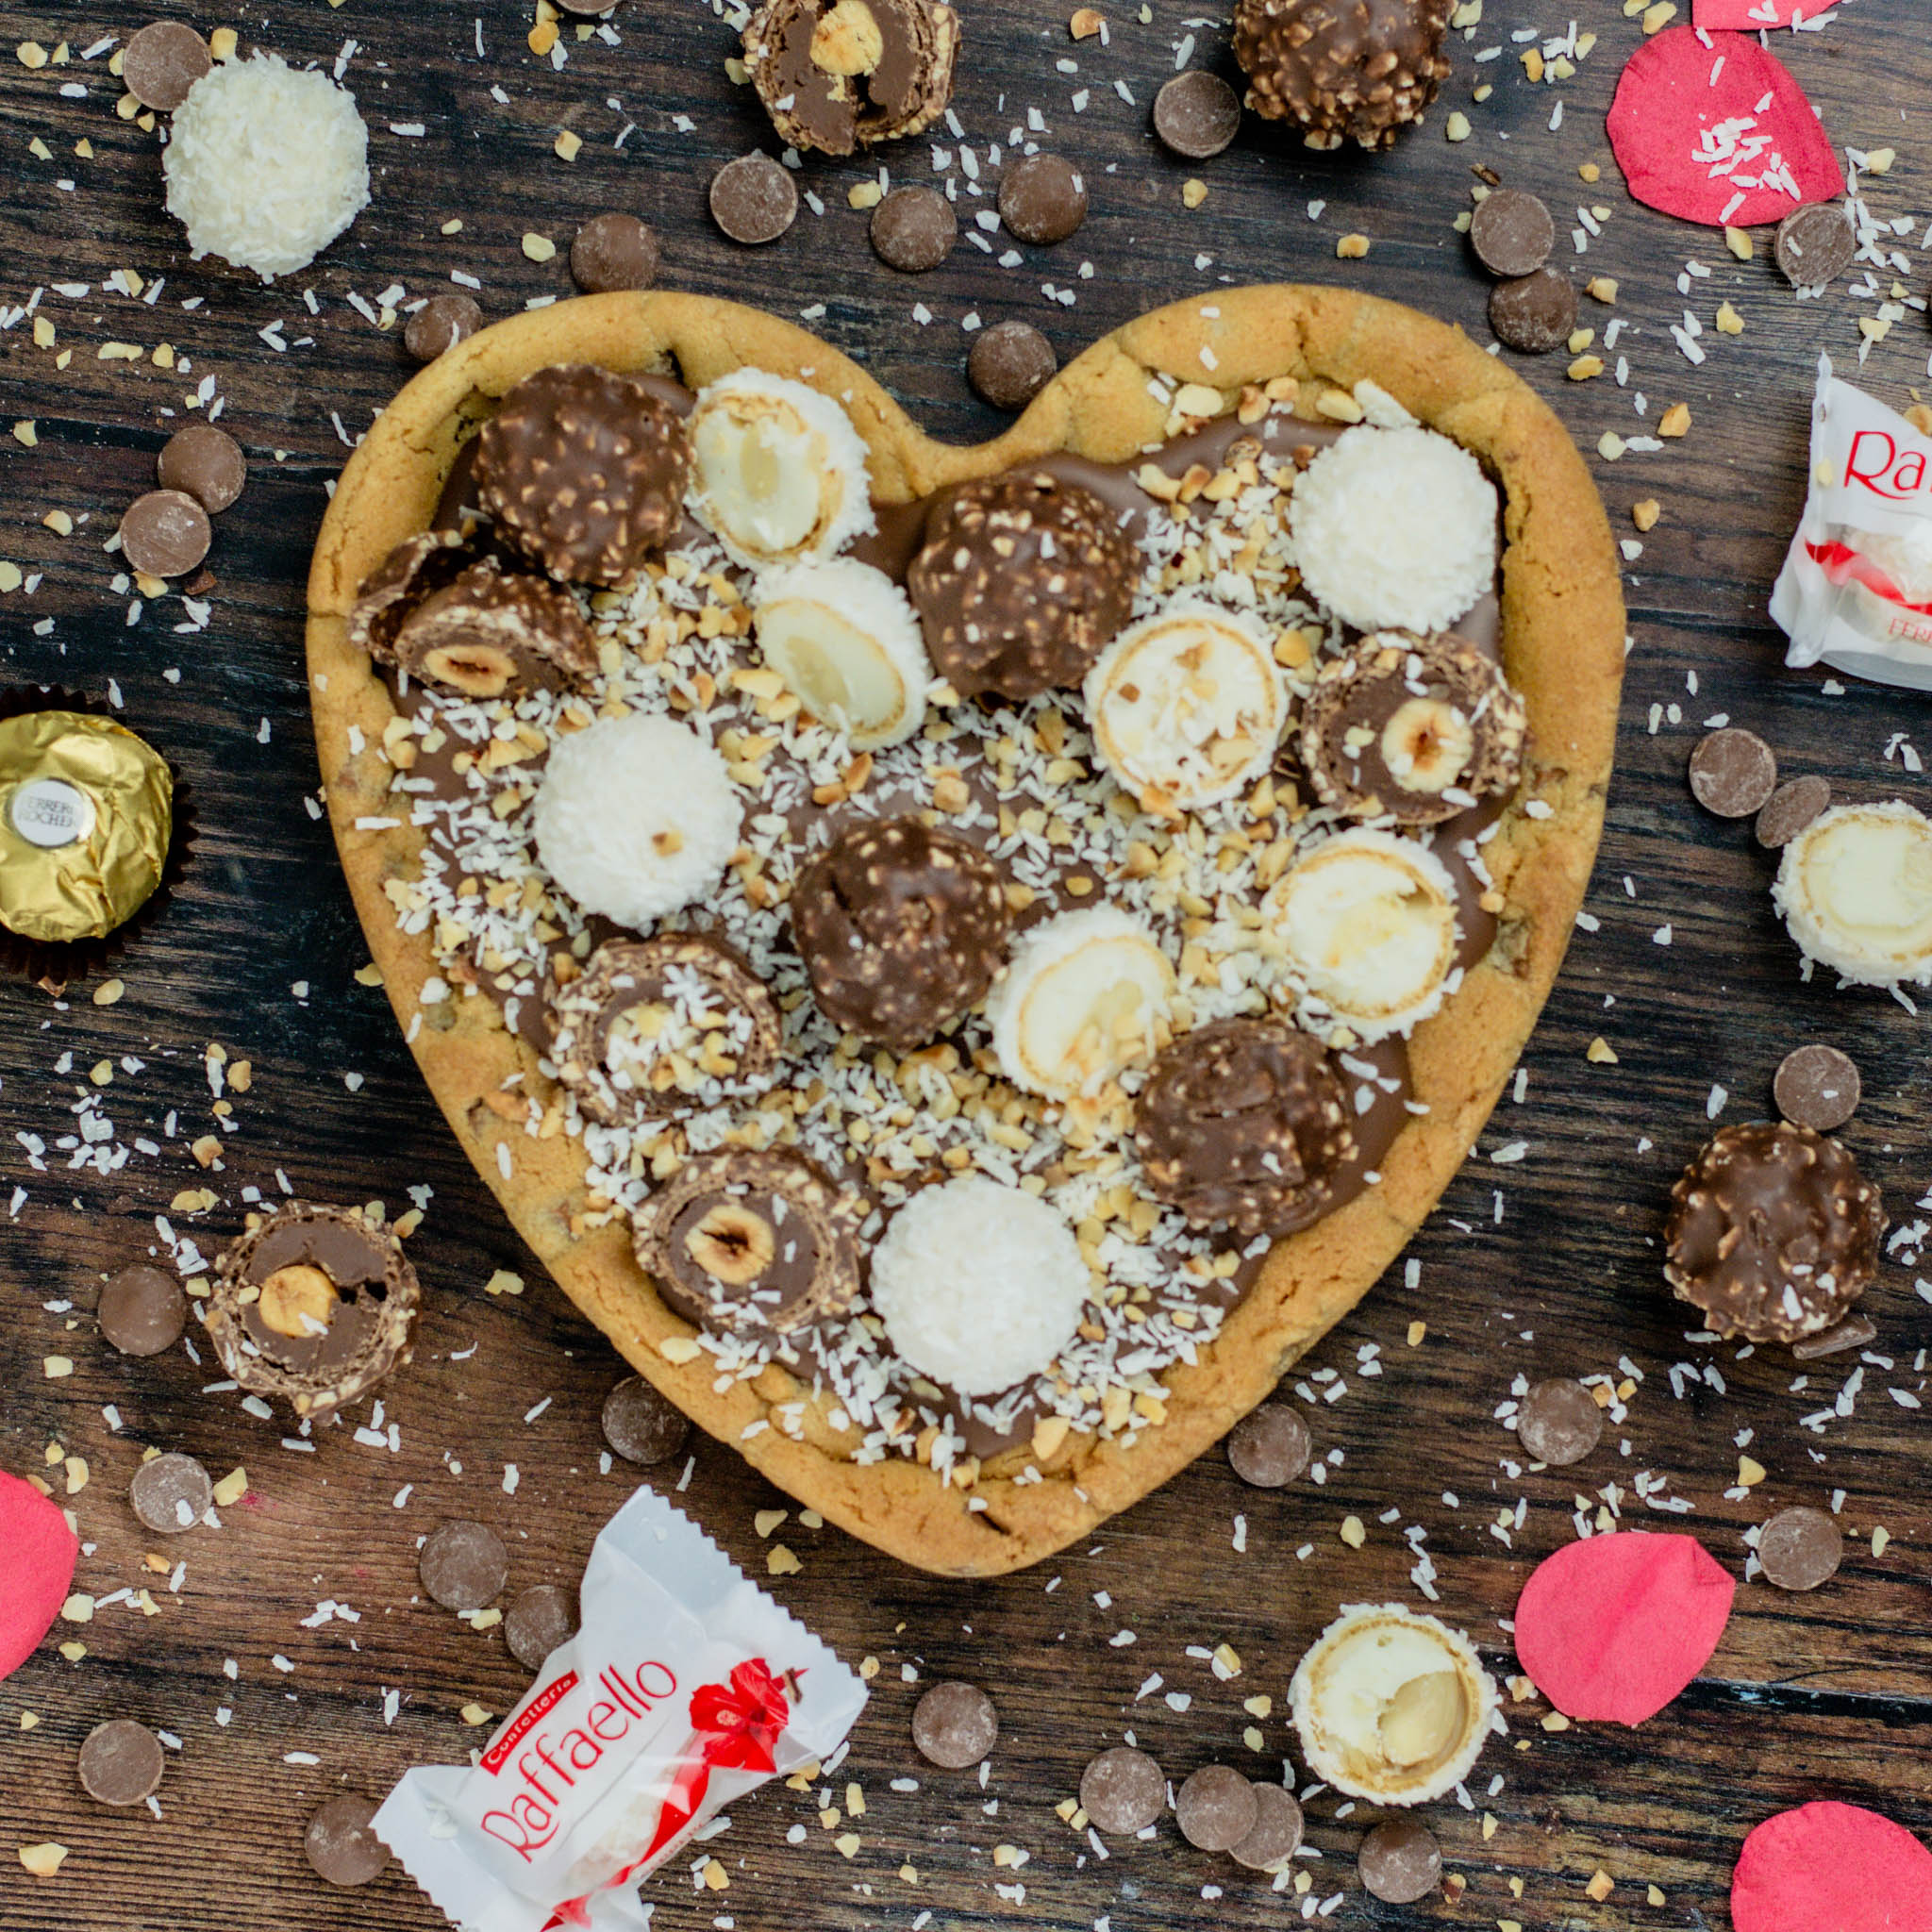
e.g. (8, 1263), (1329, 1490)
(1693, 0), (1833, 26)
(0, 1468), (79, 1682)
(1734, 1803), (1932, 1932)
(1514, 1531), (1735, 1724)
(1607, 25), (1844, 228)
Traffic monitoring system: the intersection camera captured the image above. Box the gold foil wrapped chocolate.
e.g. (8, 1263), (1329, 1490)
(0, 710), (173, 943)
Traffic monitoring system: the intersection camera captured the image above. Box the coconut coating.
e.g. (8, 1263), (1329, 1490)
(1663, 1121), (1885, 1342)
(1134, 1018), (1356, 1237)
(908, 469), (1135, 701)
(633, 1145), (865, 1337)
(1300, 630), (1526, 826)
(791, 817), (1010, 1049)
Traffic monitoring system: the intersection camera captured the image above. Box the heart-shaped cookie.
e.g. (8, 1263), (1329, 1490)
(307, 286), (1624, 1576)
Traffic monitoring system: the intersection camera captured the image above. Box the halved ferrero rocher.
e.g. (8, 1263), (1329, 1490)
(1299, 631), (1526, 826)
(1083, 598), (1287, 815)
(985, 905), (1176, 1100)
(388, 555), (598, 699)
(1289, 1604), (1497, 1807)
(742, 0), (959, 158)
(752, 558), (931, 749)
(208, 1204), (420, 1420)
(688, 369), (877, 570)
(346, 529), (472, 662)
(631, 1144), (866, 1338)
(548, 933), (784, 1123)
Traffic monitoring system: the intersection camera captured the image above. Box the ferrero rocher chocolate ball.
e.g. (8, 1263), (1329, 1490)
(1134, 1017), (1355, 1237)
(1232, 0), (1451, 153)
(791, 816), (1010, 1049)
(474, 364), (692, 586)
(1663, 1121), (1885, 1343)
(908, 469), (1135, 701)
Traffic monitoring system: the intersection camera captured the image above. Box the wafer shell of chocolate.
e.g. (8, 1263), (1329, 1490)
(743, 0), (959, 156)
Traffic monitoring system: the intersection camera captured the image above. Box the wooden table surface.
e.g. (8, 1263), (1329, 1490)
(4, 1), (1930, 1926)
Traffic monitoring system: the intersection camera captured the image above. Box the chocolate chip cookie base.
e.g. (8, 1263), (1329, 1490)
(307, 287), (1625, 1577)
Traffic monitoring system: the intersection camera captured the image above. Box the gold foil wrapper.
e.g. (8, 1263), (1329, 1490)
(0, 710), (173, 943)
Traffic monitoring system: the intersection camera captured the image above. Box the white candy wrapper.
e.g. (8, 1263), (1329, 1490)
(375, 1485), (866, 1932)
(1772, 355), (1932, 691)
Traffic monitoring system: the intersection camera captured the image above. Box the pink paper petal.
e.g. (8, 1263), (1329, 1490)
(1694, 0), (1834, 25)
(1514, 1531), (1735, 1724)
(0, 1468), (79, 1683)
(1734, 1803), (1932, 1932)
(1607, 25), (1845, 228)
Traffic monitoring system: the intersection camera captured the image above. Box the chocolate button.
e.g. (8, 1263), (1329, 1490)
(911, 1680), (998, 1769)
(1756, 774), (1831, 849)
(1689, 727), (1777, 818)
(419, 1519), (508, 1612)
(98, 1263), (188, 1357)
(871, 187), (957, 273)
(1774, 1044), (1861, 1133)
(601, 1375), (691, 1465)
(1226, 1403), (1311, 1488)
(709, 154), (798, 245)
(1774, 202), (1856, 290)
(505, 1583), (579, 1671)
(304, 1794), (390, 1887)
(1489, 267), (1576, 354)
(1470, 188), (1556, 278)
(1153, 71), (1241, 159)
(998, 153), (1087, 244)
(1358, 1817), (1441, 1903)
(404, 292), (483, 364)
(1229, 1781), (1304, 1871)
(968, 321), (1056, 410)
(78, 1719), (165, 1807)
(157, 425), (245, 514)
(119, 490), (211, 578)
(1175, 1764), (1257, 1851)
(1757, 1505), (1843, 1592)
(571, 212), (661, 293)
(129, 1452), (211, 1535)
(122, 20), (211, 112)
(1079, 1746), (1166, 1834)
(1515, 1377), (1603, 1467)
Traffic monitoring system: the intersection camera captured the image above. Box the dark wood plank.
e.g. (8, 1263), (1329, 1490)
(5, 1), (1932, 1928)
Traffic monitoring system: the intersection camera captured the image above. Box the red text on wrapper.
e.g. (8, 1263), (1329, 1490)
(1843, 431), (1931, 505)
(479, 1658), (681, 1860)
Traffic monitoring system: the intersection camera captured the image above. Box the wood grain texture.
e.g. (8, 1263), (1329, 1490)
(2, 1), (1930, 1927)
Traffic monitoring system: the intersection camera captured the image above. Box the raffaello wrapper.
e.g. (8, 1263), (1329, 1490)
(1771, 355), (1932, 691)
(375, 1485), (866, 1932)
